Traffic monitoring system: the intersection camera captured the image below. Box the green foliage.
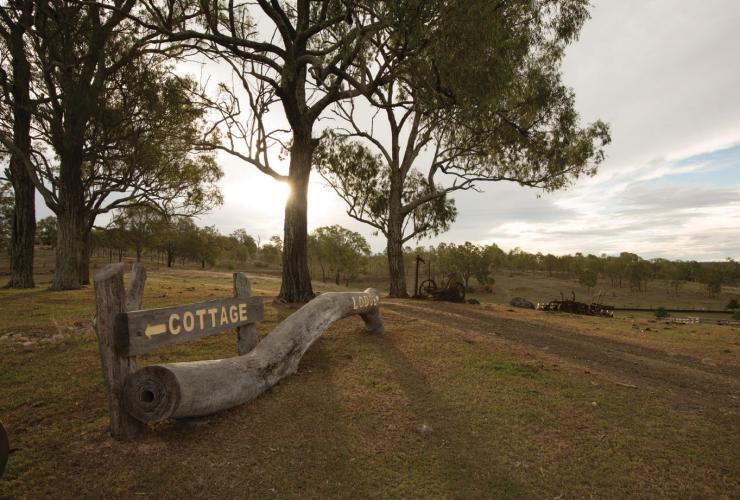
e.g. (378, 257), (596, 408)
(434, 242), (491, 291)
(654, 307), (669, 319)
(577, 268), (598, 290)
(36, 217), (58, 248)
(410, 0), (611, 193)
(109, 206), (164, 260)
(309, 225), (370, 286)
(703, 268), (723, 298)
(230, 229), (258, 262)
(733, 310), (740, 321)
(315, 131), (457, 242)
(92, 63), (224, 217)
(726, 298), (739, 310)
(259, 236), (283, 266)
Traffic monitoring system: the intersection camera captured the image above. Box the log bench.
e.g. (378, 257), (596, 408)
(93, 264), (383, 440)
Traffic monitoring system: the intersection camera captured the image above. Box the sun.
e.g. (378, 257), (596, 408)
(222, 168), (342, 230)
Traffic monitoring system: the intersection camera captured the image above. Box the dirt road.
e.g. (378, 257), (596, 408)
(384, 300), (740, 413)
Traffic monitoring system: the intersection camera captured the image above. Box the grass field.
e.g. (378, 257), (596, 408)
(1, 254), (739, 497)
(5, 246), (738, 312)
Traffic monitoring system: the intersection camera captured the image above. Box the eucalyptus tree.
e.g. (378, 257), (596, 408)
(317, 0), (611, 297)
(230, 228), (258, 262)
(0, 0), (224, 289)
(434, 242), (491, 292)
(109, 205), (164, 262)
(35, 215), (56, 247)
(309, 224), (370, 286)
(138, 0), (435, 301)
(0, 0), (36, 287)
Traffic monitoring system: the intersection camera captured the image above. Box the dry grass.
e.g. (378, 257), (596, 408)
(463, 271), (738, 311)
(0, 266), (739, 498)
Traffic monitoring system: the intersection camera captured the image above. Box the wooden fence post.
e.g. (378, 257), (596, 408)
(94, 263), (146, 439)
(233, 272), (258, 354)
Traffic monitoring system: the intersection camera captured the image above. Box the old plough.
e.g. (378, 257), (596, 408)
(537, 292), (614, 317)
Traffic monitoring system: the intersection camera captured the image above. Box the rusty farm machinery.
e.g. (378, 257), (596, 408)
(536, 291), (614, 317)
(411, 255), (466, 303)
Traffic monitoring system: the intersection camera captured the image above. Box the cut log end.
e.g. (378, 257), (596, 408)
(123, 365), (181, 423)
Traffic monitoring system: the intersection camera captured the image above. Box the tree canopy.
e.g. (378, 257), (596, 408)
(317, 0), (610, 297)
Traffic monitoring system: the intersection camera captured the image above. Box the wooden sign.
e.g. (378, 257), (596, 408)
(116, 296), (264, 356)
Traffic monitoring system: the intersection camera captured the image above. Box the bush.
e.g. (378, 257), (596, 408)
(654, 307), (669, 319)
(577, 269), (597, 290)
(734, 310), (740, 321)
(726, 298), (739, 310)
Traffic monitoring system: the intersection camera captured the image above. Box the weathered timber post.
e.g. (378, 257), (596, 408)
(234, 273), (258, 354)
(122, 288), (383, 422)
(93, 263), (146, 439)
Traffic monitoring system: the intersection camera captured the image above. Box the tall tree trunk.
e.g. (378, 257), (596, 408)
(51, 92), (92, 290)
(4, 16), (35, 289)
(279, 135), (316, 303)
(386, 176), (408, 298)
(52, 206), (87, 290)
(80, 233), (91, 285)
(6, 151), (35, 289)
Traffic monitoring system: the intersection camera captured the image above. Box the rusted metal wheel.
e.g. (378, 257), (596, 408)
(418, 279), (437, 298)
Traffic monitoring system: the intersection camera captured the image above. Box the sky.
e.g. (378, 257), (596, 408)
(38, 1), (740, 260)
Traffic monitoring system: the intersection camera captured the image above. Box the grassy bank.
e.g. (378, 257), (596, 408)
(1, 267), (738, 497)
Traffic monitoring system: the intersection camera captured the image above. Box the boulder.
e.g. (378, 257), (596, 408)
(509, 297), (535, 309)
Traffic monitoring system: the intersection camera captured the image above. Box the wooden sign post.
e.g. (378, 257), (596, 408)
(93, 263), (146, 440)
(93, 264), (263, 439)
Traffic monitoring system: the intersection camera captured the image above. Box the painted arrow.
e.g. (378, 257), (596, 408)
(145, 323), (167, 338)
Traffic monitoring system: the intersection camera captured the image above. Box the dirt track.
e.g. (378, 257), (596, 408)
(384, 300), (740, 413)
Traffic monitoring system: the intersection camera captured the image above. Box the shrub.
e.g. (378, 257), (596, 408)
(577, 269), (597, 290)
(733, 310), (740, 321)
(726, 298), (739, 310)
(654, 307), (669, 319)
